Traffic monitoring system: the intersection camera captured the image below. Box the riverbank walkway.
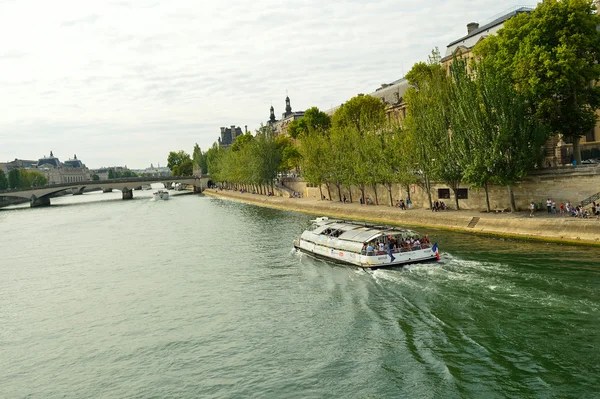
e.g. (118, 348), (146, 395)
(204, 189), (600, 246)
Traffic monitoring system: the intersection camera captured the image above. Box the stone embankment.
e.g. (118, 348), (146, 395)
(203, 189), (600, 246)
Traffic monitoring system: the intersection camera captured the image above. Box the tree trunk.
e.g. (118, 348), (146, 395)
(359, 185), (365, 204)
(484, 181), (491, 213)
(336, 183), (342, 202)
(451, 186), (460, 210)
(348, 187), (353, 203)
(507, 185), (517, 212)
(325, 183), (332, 200)
(387, 183), (394, 206)
(319, 185), (323, 200)
(573, 136), (582, 165)
(372, 184), (379, 205)
(406, 185), (411, 201)
(424, 174), (432, 210)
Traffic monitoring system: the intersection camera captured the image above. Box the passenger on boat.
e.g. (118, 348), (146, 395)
(378, 242), (385, 252)
(366, 244), (375, 256)
(361, 244), (367, 255)
(422, 234), (430, 244)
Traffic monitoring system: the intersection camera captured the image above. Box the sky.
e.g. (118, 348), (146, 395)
(0, 0), (523, 169)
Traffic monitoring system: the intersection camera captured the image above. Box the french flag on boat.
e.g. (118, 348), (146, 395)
(432, 243), (440, 260)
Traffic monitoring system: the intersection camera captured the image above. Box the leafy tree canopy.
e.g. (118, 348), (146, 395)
(288, 107), (331, 138)
(167, 150), (192, 172)
(331, 94), (386, 134)
(474, 0), (600, 163)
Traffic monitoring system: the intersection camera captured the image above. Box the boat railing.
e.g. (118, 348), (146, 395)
(363, 244), (430, 256)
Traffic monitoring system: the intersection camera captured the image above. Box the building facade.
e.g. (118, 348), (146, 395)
(269, 96), (305, 136)
(36, 152), (91, 184)
(217, 125), (246, 148)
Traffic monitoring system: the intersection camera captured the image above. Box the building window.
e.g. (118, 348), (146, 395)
(437, 188), (450, 199)
(457, 188), (469, 199)
(586, 128), (595, 143)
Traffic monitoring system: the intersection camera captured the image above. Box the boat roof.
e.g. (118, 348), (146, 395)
(311, 218), (417, 243)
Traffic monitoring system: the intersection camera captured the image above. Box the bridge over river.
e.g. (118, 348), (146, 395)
(0, 176), (211, 208)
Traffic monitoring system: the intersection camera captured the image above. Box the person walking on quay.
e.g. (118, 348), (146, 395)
(560, 203), (565, 217)
(530, 201), (535, 217)
(551, 199), (556, 215)
(546, 198), (552, 214)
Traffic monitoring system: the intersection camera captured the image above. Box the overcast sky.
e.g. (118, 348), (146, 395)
(0, 0), (521, 169)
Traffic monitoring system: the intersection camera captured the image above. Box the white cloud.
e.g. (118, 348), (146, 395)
(0, 0), (512, 168)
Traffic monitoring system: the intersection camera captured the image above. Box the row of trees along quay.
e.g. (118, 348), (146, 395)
(0, 169), (47, 190)
(178, 0), (600, 212)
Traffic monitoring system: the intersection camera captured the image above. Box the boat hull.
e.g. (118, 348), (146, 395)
(294, 239), (438, 269)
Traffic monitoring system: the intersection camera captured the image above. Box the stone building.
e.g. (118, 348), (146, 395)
(36, 152), (91, 184)
(269, 96), (305, 136)
(218, 125), (245, 148)
(369, 78), (410, 123)
(0, 158), (37, 175)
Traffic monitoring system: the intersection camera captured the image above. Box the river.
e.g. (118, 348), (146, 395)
(1, 189), (599, 398)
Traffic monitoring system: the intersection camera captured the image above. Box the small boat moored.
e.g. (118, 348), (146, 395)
(153, 189), (169, 201)
(294, 217), (439, 269)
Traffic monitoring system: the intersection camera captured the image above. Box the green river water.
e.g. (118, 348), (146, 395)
(0, 190), (599, 398)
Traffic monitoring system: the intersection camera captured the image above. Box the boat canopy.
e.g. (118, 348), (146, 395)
(302, 219), (422, 251)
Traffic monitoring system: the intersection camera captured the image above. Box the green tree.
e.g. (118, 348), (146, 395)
(0, 170), (7, 190)
(92, 174), (100, 181)
(173, 159), (194, 176)
(192, 143), (202, 169)
(23, 170), (47, 187)
(230, 133), (254, 152)
(299, 131), (329, 199)
(8, 169), (20, 189)
(331, 95), (386, 134)
(474, 0), (600, 164)
(404, 54), (451, 209)
(167, 150), (192, 175)
(205, 143), (224, 177)
(108, 169), (115, 179)
(287, 107), (332, 139)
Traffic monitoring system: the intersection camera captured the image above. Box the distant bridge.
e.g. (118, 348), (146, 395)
(0, 176), (211, 208)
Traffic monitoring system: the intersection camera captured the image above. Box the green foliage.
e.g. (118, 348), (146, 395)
(173, 159), (194, 176)
(288, 107), (331, 138)
(230, 133), (254, 152)
(92, 174), (100, 181)
(108, 168), (137, 179)
(0, 170), (7, 190)
(192, 143), (208, 174)
(331, 95), (386, 134)
(167, 150), (192, 173)
(474, 0), (600, 164)
(7, 169), (47, 188)
(8, 169), (20, 189)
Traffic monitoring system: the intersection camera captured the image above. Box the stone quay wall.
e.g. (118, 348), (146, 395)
(203, 189), (600, 246)
(282, 165), (600, 211)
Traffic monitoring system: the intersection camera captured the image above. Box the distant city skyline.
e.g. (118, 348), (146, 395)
(0, 0), (517, 168)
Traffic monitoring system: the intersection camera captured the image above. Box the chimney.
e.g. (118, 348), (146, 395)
(220, 127), (225, 134)
(467, 22), (479, 34)
(245, 125), (248, 133)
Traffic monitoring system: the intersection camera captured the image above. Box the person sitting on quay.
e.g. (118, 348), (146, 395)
(366, 197), (373, 205)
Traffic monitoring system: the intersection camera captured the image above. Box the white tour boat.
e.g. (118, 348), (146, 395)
(153, 189), (169, 201)
(294, 217), (439, 269)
